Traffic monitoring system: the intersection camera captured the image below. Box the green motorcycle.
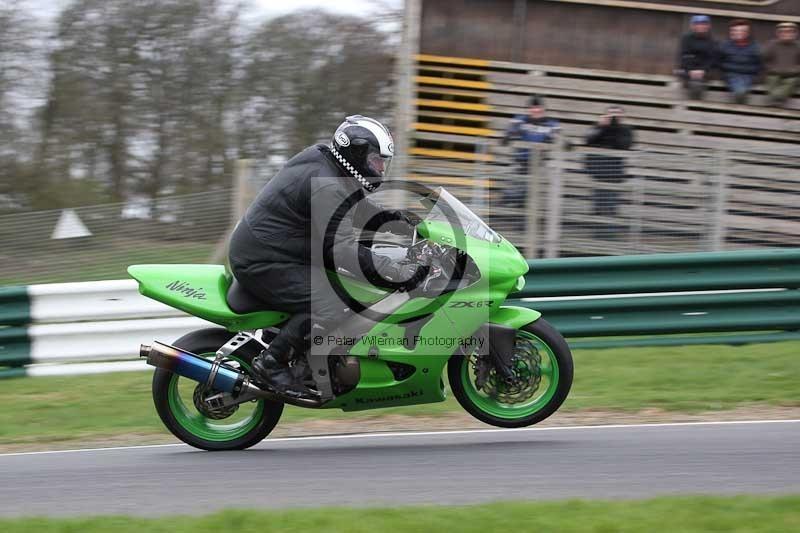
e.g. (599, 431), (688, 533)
(131, 187), (573, 450)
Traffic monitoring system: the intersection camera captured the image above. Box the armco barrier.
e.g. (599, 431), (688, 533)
(1, 249), (799, 378)
(516, 249), (800, 297)
(515, 248), (800, 348)
(0, 280), (213, 377)
(0, 286), (30, 327)
(1, 316), (212, 367)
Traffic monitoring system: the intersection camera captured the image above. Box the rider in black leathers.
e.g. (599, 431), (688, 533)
(228, 115), (426, 394)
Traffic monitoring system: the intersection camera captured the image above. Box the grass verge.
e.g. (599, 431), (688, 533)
(0, 341), (798, 447)
(1, 496), (799, 532)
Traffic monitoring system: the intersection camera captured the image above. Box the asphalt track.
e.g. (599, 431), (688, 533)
(0, 420), (798, 517)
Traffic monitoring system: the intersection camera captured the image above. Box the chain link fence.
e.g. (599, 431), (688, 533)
(0, 190), (234, 285)
(0, 144), (797, 285)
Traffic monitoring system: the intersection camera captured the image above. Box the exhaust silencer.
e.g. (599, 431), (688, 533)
(140, 341), (248, 396)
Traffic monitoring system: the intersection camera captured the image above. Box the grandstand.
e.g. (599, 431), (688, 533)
(398, 0), (800, 256)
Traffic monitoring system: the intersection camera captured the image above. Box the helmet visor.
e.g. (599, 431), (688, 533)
(367, 151), (392, 178)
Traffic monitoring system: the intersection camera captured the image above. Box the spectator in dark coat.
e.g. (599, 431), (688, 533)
(718, 19), (762, 104)
(585, 106), (634, 152)
(584, 106), (635, 234)
(676, 15), (718, 100)
(763, 22), (800, 106)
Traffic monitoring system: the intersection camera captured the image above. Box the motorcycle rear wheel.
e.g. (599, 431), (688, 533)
(449, 319), (573, 428)
(152, 328), (284, 451)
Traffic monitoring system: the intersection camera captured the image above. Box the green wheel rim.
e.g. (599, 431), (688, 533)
(167, 353), (265, 442)
(461, 330), (560, 420)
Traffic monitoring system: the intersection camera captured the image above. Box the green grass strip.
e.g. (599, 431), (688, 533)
(1, 496), (799, 532)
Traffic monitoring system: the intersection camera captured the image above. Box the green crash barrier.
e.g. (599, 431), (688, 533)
(0, 327), (32, 367)
(515, 249), (800, 298)
(0, 367), (27, 379)
(568, 331), (800, 350)
(0, 286), (31, 327)
(0, 286), (33, 368)
(0, 249), (798, 370)
(516, 290), (800, 337)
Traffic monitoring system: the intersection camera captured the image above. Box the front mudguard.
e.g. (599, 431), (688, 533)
(488, 305), (542, 330)
(467, 306), (543, 380)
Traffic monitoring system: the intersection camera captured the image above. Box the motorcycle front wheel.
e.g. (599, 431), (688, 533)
(151, 328), (284, 451)
(448, 318), (573, 428)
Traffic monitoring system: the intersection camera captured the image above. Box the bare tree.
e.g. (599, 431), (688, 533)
(5, 2), (397, 210)
(0, 2), (44, 208)
(238, 11), (396, 164)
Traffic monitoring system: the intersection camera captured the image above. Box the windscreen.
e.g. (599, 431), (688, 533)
(423, 188), (502, 244)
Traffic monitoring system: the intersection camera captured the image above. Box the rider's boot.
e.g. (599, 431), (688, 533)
(251, 346), (296, 392)
(251, 313), (311, 394)
(251, 320), (330, 397)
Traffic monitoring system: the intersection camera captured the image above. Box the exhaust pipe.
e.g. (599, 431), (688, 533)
(141, 341), (249, 396)
(140, 341), (324, 407)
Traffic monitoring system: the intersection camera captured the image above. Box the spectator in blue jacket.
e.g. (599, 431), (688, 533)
(503, 94), (560, 174)
(498, 95), (560, 248)
(718, 19), (762, 104)
(676, 15), (718, 100)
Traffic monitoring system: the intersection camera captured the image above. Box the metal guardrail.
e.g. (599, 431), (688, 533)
(516, 248), (800, 347)
(517, 249), (800, 297)
(1, 249), (798, 378)
(0, 280), (210, 372)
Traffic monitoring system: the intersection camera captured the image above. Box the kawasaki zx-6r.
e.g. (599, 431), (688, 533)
(130, 187), (573, 450)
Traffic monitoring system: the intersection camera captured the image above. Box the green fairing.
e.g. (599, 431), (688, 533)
(130, 188), (566, 428)
(127, 264), (289, 331)
(325, 304), (542, 411)
(488, 306), (542, 329)
(326, 219), (533, 411)
(418, 220), (530, 288)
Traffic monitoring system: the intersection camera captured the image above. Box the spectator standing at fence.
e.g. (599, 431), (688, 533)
(763, 22), (800, 107)
(585, 106), (634, 152)
(499, 95), (560, 239)
(676, 15), (718, 100)
(584, 106), (635, 236)
(503, 94), (560, 175)
(718, 19), (762, 104)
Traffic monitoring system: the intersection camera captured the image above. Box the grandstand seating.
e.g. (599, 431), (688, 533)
(412, 53), (800, 157)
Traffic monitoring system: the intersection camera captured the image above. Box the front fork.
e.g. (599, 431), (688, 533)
(476, 322), (519, 383)
(477, 305), (545, 385)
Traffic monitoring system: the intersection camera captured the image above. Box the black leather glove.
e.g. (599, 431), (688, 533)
(383, 210), (422, 237)
(401, 210), (423, 227)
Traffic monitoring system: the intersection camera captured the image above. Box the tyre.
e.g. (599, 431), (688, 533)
(152, 328), (283, 451)
(449, 318), (573, 428)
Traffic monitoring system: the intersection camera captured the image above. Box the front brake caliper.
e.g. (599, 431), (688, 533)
(474, 355), (492, 390)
